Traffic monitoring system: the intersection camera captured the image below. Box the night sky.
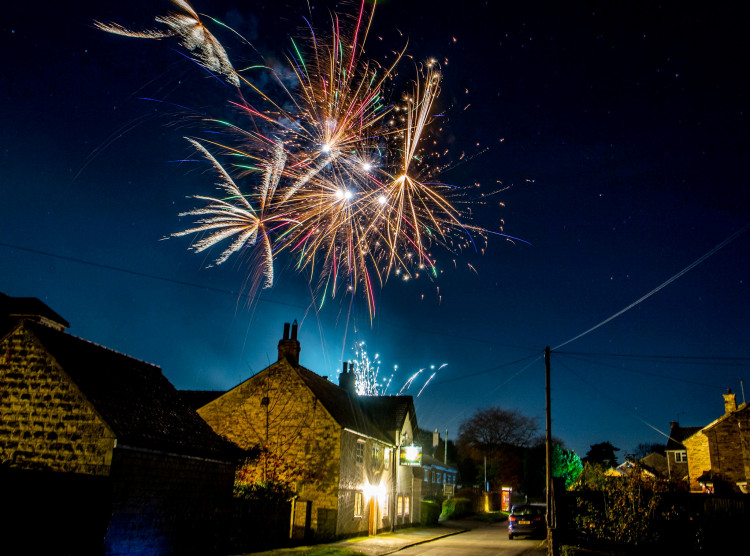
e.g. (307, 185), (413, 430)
(3, 0), (749, 459)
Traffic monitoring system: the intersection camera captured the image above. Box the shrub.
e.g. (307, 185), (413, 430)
(442, 497), (473, 519)
(421, 500), (442, 525)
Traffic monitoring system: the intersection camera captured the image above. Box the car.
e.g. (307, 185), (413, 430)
(507, 503), (546, 540)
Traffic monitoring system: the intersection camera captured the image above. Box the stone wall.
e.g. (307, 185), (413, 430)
(106, 447), (237, 556)
(684, 408), (750, 492)
(199, 361), (342, 539)
(0, 325), (116, 475)
(684, 431), (710, 491)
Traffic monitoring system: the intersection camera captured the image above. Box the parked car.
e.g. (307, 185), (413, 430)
(507, 504), (546, 540)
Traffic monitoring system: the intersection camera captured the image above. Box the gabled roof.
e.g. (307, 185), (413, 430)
(358, 395), (417, 435)
(699, 402), (750, 433)
(294, 365), (392, 444)
(14, 321), (240, 461)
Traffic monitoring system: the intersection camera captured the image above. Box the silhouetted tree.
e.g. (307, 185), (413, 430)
(633, 442), (665, 459)
(457, 407), (538, 489)
(584, 441), (620, 467)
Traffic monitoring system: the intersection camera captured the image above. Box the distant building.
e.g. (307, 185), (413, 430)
(665, 421), (701, 483)
(421, 453), (459, 499)
(683, 390), (750, 493)
(613, 452), (667, 479)
(0, 292), (241, 554)
(193, 322), (422, 540)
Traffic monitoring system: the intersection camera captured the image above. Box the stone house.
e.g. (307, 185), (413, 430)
(0, 293), (242, 555)
(683, 390), (750, 493)
(194, 322), (422, 540)
(665, 421), (701, 484)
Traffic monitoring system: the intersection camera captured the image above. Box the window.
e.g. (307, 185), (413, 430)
(675, 451), (688, 463)
(404, 495), (410, 516)
(354, 491), (363, 517)
(382, 494), (389, 517)
(384, 447), (391, 469)
(397, 494), (403, 516)
(372, 444), (382, 467)
(356, 440), (365, 464)
(424, 469), (429, 482)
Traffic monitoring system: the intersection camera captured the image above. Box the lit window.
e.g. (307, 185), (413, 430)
(397, 494), (403, 516)
(356, 440), (365, 464)
(424, 469), (429, 482)
(384, 448), (391, 469)
(404, 496), (410, 516)
(354, 491), (363, 517)
(382, 494), (389, 517)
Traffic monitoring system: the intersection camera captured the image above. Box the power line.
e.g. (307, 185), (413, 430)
(555, 350), (750, 365)
(0, 240), (312, 310)
(555, 352), (730, 389)
(1, 240), (541, 351)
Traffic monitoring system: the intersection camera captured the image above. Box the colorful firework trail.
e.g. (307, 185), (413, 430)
(96, 0), (488, 319)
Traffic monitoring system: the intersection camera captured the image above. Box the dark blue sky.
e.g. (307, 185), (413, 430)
(3, 0), (749, 458)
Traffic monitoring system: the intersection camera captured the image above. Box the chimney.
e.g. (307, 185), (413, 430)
(433, 428), (439, 448)
(277, 320), (301, 365)
(724, 389), (737, 414)
(339, 361), (356, 396)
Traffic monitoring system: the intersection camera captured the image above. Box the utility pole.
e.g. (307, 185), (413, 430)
(545, 346), (556, 556)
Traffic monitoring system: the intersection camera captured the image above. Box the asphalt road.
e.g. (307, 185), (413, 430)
(396, 521), (544, 555)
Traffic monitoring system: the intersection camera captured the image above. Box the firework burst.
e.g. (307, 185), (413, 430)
(98, 1), (488, 318)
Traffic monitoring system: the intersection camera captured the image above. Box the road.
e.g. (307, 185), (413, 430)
(397, 521), (544, 555)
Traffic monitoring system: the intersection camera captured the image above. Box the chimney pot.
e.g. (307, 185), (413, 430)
(278, 321), (300, 365)
(291, 320), (298, 340)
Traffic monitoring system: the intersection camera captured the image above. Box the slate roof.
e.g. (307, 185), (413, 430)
(358, 395), (417, 436)
(14, 321), (241, 462)
(665, 425), (703, 450)
(294, 365), (392, 444)
(0, 292), (69, 331)
(421, 453), (457, 471)
(180, 389), (226, 410)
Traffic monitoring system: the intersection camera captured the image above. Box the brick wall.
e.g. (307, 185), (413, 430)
(0, 325), (116, 475)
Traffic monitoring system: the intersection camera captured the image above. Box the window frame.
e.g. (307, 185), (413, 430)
(355, 439), (365, 465)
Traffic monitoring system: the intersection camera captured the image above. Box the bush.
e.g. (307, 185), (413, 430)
(421, 500), (442, 525)
(441, 497), (473, 519)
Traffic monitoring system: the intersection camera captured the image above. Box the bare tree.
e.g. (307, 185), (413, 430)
(458, 407), (538, 454)
(457, 407), (538, 488)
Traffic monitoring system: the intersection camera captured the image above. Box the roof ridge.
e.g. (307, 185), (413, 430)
(26, 320), (160, 370)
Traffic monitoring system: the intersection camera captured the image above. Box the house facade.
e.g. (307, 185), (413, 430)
(196, 322), (422, 540)
(683, 390), (750, 493)
(665, 421), (701, 484)
(421, 453), (459, 499)
(0, 293), (241, 555)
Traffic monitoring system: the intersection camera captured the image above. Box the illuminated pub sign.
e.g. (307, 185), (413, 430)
(400, 444), (422, 466)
